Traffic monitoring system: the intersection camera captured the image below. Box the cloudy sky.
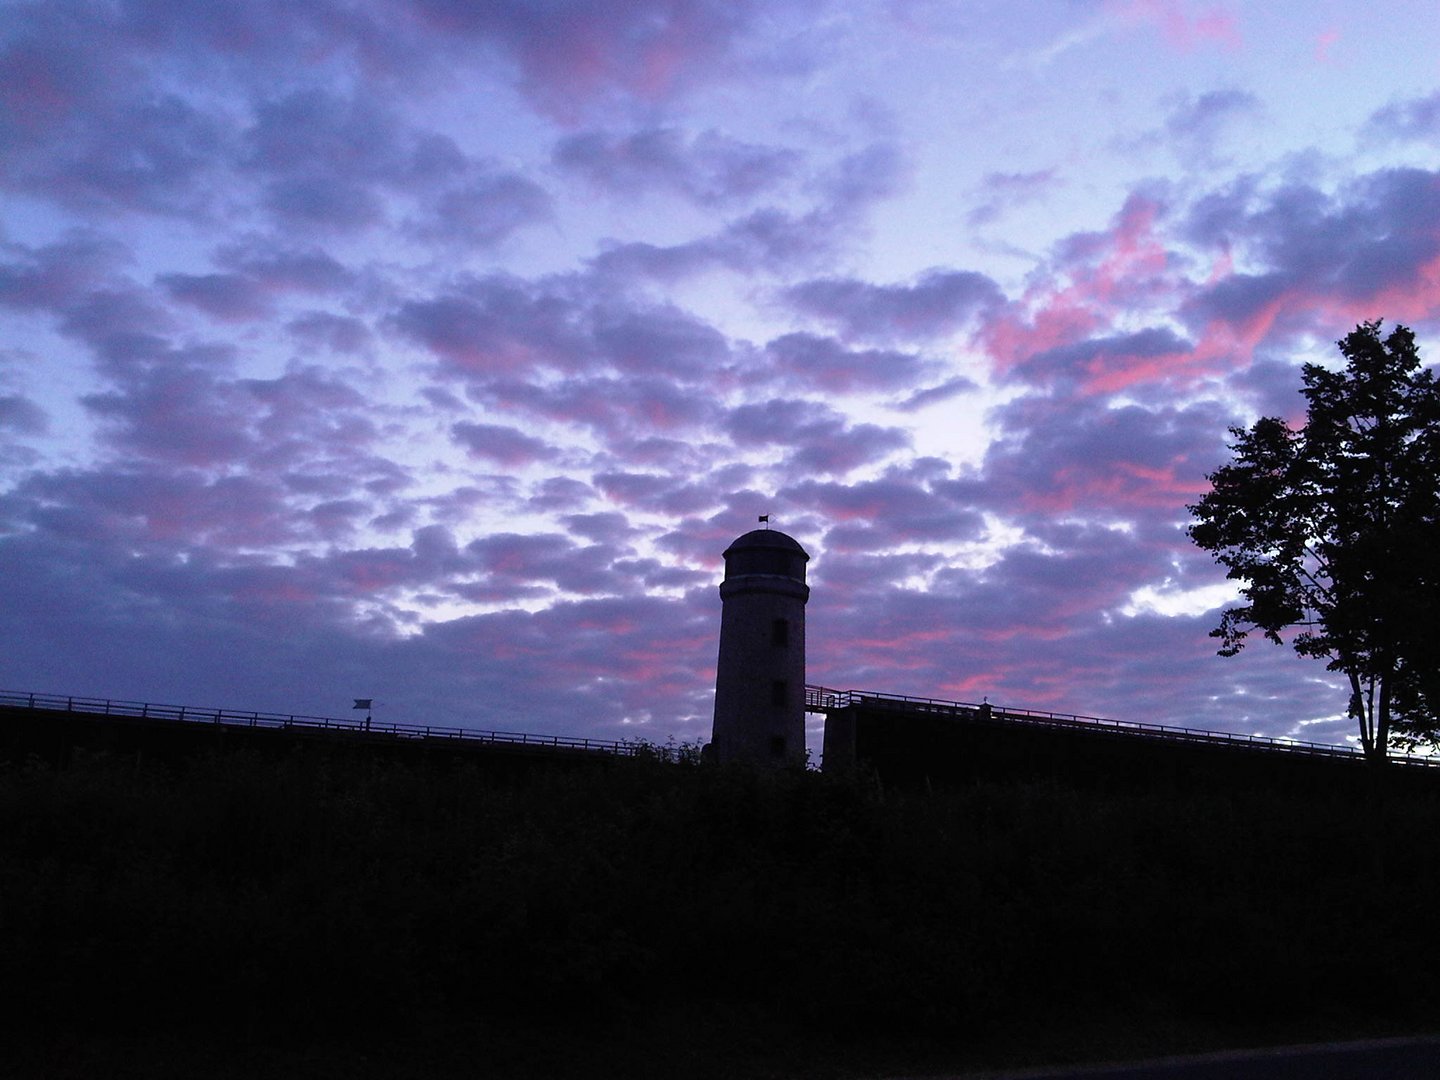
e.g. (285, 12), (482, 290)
(3, 0), (1439, 755)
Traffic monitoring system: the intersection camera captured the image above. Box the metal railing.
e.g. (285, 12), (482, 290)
(805, 684), (1440, 768)
(0, 689), (671, 759)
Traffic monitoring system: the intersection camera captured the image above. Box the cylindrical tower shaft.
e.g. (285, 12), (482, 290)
(711, 529), (810, 766)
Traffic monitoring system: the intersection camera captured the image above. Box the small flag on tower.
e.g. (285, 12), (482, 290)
(758, 514), (769, 523)
(353, 698), (373, 710)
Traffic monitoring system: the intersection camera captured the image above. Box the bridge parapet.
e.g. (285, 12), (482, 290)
(0, 689), (675, 760)
(805, 684), (1438, 768)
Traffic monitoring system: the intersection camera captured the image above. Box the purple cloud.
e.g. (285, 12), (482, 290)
(1364, 91), (1440, 144)
(554, 126), (799, 204)
(1181, 166), (1440, 334)
(957, 392), (1228, 523)
(784, 269), (1003, 343)
(287, 311), (373, 354)
(451, 421), (558, 467)
(967, 169), (1060, 227)
(407, 171), (552, 247)
(761, 333), (932, 394)
(724, 399), (911, 476)
(405, 0), (789, 118)
(0, 233), (130, 313)
(159, 272), (272, 322)
(215, 241), (352, 293)
(0, 394), (47, 435)
(1159, 88), (1260, 164)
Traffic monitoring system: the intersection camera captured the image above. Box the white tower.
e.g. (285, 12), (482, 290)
(710, 528), (810, 766)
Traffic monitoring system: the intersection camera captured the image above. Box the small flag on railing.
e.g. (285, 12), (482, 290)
(353, 698), (373, 710)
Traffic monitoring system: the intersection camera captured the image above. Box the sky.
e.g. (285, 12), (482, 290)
(3, 0), (1440, 758)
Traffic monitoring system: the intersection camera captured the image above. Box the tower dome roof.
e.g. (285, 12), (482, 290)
(723, 528), (809, 560)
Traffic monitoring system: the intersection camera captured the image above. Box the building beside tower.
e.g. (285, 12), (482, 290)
(709, 527), (810, 767)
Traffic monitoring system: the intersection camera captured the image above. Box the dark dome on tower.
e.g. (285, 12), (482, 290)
(722, 529), (809, 582)
(723, 529), (809, 556)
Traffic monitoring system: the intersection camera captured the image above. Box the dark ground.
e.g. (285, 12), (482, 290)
(3, 737), (1437, 1078)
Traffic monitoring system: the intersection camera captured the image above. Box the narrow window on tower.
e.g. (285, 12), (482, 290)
(771, 618), (789, 647)
(771, 679), (788, 706)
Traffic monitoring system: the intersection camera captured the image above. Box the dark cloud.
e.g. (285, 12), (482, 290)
(560, 511), (633, 545)
(287, 311), (373, 353)
(967, 169), (1060, 227)
(14, 466), (301, 550)
(812, 142), (909, 212)
(783, 473), (986, 551)
(407, 170), (553, 247)
(396, 277), (737, 397)
(761, 333), (931, 394)
(405, 0), (784, 118)
(1180, 271), (1289, 331)
(215, 241), (352, 293)
(57, 286), (178, 370)
(592, 471), (722, 516)
(724, 399), (911, 476)
(783, 268), (1002, 343)
(392, 275), (588, 376)
(83, 366), (256, 468)
(239, 89), (554, 238)
(589, 205), (850, 280)
(528, 475), (597, 511)
(1181, 166), (1440, 331)
(0, 394), (47, 435)
(553, 126), (799, 204)
(159, 272), (272, 322)
(894, 377), (978, 411)
(3, 73), (229, 214)
(262, 176), (386, 231)
(585, 142), (910, 283)
(451, 421), (558, 467)
(0, 233), (131, 314)
(475, 375), (722, 444)
(1364, 91), (1440, 144)
(1161, 88), (1260, 165)
(1011, 326), (1196, 392)
(465, 531), (625, 596)
(244, 89), (415, 181)
(960, 393), (1229, 522)
(1165, 89), (1259, 138)
(591, 304), (730, 376)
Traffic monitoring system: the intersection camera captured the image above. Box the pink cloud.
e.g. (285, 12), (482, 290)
(1111, 0), (1242, 52)
(404, 0), (772, 120)
(982, 195), (1177, 378)
(1332, 250), (1440, 325)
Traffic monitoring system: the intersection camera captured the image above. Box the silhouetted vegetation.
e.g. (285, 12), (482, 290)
(3, 746), (1439, 1078)
(1189, 321), (1440, 762)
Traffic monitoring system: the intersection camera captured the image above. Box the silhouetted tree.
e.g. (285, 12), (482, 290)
(1188, 321), (1440, 765)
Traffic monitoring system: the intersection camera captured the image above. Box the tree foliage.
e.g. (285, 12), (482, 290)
(1188, 321), (1440, 763)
